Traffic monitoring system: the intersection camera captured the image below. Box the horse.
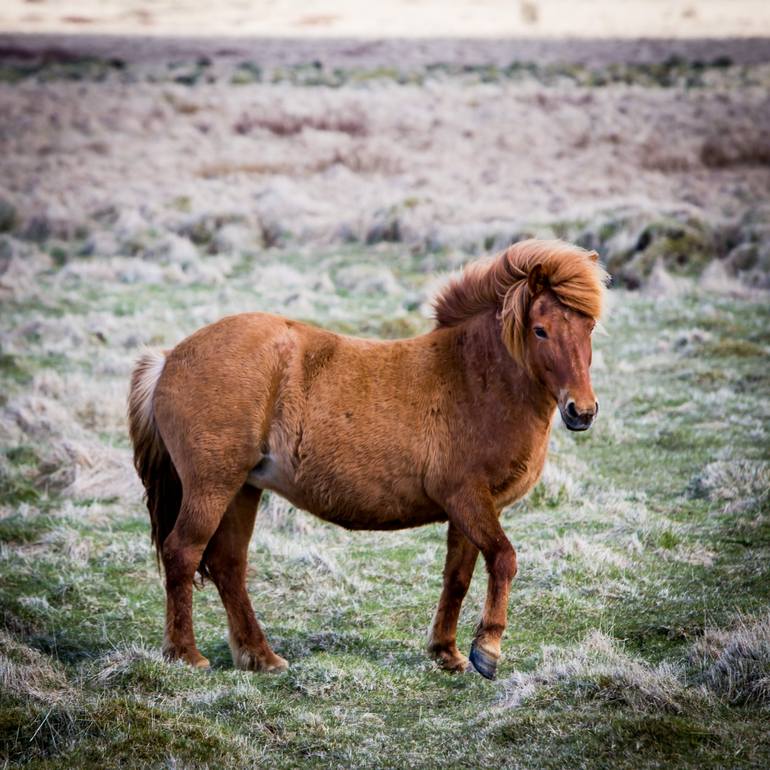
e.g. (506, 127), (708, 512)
(128, 238), (608, 680)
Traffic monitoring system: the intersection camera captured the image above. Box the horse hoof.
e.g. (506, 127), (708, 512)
(263, 654), (289, 673)
(468, 642), (498, 680)
(163, 645), (210, 670)
(439, 653), (470, 673)
(429, 644), (469, 673)
(234, 648), (289, 673)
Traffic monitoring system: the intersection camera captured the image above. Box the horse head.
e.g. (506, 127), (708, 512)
(525, 268), (599, 431)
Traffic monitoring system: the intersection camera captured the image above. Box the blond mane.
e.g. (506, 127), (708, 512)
(433, 239), (609, 363)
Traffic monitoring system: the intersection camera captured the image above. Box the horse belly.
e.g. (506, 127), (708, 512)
(247, 452), (445, 530)
(301, 470), (446, 531)
(315, 499), (447, 531)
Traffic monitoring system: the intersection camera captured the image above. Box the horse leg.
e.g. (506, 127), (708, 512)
(204, 486), (288, 672)
(427, 522), (479, 672)
(444, 488), (517, 680)
(161, 483), (240, 668)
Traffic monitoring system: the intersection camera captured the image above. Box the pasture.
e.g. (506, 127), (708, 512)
(1, 36), (769, 768)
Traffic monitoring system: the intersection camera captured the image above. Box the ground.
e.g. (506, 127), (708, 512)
(1, 32), (769, 770)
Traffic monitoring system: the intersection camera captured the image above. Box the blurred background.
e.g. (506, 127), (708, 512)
(1, 3), (769, 769)
(1, 0), (769, 37)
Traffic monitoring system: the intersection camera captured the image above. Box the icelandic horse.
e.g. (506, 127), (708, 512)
(128, 239), (608, 679)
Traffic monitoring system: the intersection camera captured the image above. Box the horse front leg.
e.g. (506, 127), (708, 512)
(443, 487), (517, 680)
(428, 522), (479, 671)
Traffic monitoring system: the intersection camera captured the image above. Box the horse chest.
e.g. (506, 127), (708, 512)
(490, 445), (548, 507)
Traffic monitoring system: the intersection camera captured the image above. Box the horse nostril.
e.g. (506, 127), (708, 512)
(566, 401), (578, 420)
(594, 401), (599, 416)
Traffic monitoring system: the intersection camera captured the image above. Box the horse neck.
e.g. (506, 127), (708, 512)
(450, 310), (556, 424)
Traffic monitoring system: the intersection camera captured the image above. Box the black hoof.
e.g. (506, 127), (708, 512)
(469, 642), (498, 680)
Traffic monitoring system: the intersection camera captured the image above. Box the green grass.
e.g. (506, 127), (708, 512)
(1, 248), (769, 768)
(2, 54), (766, 92)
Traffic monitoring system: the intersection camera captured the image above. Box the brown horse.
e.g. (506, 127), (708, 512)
(128, 239), (607, 679)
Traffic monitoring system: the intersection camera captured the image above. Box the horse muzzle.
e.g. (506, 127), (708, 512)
(559, 399), (598, 432)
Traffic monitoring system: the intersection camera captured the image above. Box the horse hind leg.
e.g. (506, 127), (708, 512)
(428, 522), (479, 672)
(203, 486), (288, 673)
(160, 482), (240, 668)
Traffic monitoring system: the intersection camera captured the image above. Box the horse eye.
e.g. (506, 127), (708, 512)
(534, 327), (548, 339)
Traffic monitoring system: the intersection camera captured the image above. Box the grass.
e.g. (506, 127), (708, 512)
(1, 244), (769, 768)
(1, 53), (767, 92)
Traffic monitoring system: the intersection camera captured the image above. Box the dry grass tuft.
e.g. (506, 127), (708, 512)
(252, 529), (346, 578)
(639, 137), (695, 173)
(233, 107), (368, 137)
(0, 631), (70, 702)
(498, 631), (701, 713)
(688, 459), (769, 512)
(692, 614), (770, 707)
(533, 534), (632, 573)
(259, 491), (309, 534)
(197, 140), (402, 179)
(40, 440), (136, 501)
(700, 126), (770, 168)
(2, 390), (139, 503)
(90, 644), (171, 689)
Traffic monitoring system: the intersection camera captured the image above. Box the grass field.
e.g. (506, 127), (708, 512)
(1, 236), (769, 768)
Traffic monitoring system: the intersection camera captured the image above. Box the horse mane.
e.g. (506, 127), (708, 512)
(433, 239), (609, 364)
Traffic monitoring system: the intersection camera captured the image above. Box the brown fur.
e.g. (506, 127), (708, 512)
(435, 238), (607, 366)
(127, 238), (607, 676)
(128, 349), (183, 571)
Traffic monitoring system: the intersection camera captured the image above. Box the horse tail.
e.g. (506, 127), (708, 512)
(128, 349), (182, 571)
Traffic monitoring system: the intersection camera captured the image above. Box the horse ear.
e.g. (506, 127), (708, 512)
(587, 250), (599, 262)
(527, 263), (547, 296)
